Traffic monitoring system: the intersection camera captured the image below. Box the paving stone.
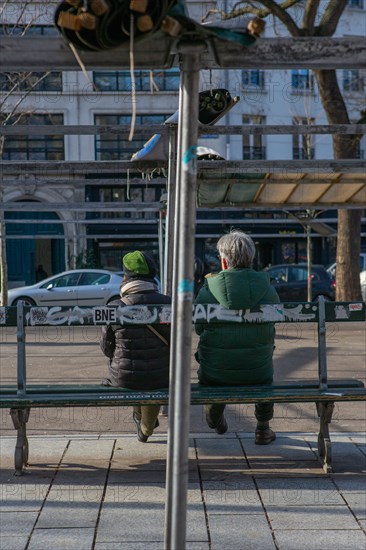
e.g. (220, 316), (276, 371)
(273, 529), (366, 549)
(208, 513), (276, 549)
(194, 437), (246, 460)
(305, 436), (366, 473)
(256, 477), (345, 506)
(202, 479), (262, 513)
(96, 499), (165, 543)
(331, 474), (366, 492)
(199, 466), (250, 483)
(267, 504), (360, 529)
(63, 439), (115, 463)
(241, 436), (318, 462)
(0, 483), (49, 512)
(95, 543), (163, 550)
(97, 483), (206, 542)
(0, 510), (38, 536)
(94, 542), (209, 549)
(0, 437), (67, 482)
(341, 492), (366, 518)
(36, 486), (102, 528)
(248, 460), (323, 476)
(28, 527), (94, 550)
(0, 536), (29, 550)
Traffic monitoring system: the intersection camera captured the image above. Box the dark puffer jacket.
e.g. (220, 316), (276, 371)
(100, 289), (171, 390)
(195, 268), (280, 386)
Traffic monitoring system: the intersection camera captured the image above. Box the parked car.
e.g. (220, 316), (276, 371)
(264, 264), (336, 302)
(8, 269), (124, 307)
(361, 271), (366, 302)
(326, 253), (366, 280)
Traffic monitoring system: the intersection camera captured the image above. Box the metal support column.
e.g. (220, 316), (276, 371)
(164, 40), (206, 550)
(16, 300), (26, 395)
(163, 124), (178, 296)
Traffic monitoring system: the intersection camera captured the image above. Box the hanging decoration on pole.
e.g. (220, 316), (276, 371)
(131, 88), (239, 163)
(54, 0), (265, 52)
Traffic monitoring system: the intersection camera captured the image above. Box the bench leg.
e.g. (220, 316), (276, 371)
(316, 402), (335, 474)
(10, 408), (30, 476)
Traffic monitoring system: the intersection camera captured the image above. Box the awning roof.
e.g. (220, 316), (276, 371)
(197, 172), (366, 208)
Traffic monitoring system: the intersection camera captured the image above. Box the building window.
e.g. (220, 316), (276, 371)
(94, 113), (167, 160)
(86, 184), (164, 220)
(343, 70), (364, 92)
(242, 70), (265, 88)
(1, 113), (64, 160)
(0, 25), (58, 36)
(292, 117), (315, 160)
(242, 115), (266, 159)
(93, 69), (180, 92)
(0, 72), (62, 92)
(348, 0), (364, 8)
(291, 69), (313, 91)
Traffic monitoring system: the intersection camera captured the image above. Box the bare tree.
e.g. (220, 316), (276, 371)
(0, 2), (53, 305)
(204, 0), (363, 300)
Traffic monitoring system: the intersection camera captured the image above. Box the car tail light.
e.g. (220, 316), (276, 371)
(331, 280), (336, 289)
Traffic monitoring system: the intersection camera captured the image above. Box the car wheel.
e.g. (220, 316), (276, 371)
(313, 294), (332, 302)
(12, 296), (37, 306)
(106, 296), (120, 305)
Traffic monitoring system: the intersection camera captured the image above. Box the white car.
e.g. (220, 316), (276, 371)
(361, 270), (366, 302)
(326, 253), (366, 279)
(327, 253), (366, 302)
(8, 269), (124, 307)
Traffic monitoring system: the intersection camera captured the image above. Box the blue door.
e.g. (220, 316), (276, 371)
(6, 210), (65, 286)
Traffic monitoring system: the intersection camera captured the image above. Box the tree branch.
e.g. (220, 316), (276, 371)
(203, 0), (302, 36)
(302, 0), (320, 34)
(316, 0), (349, 36)
(1, 72), (51, 124)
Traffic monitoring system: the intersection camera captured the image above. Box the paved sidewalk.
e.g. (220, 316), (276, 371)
(1, 431), (365, 550)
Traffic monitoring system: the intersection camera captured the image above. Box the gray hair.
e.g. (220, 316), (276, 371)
(217, 230), (256, 268)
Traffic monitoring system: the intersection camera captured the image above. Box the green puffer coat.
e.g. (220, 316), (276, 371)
(195, 268), (280, 386)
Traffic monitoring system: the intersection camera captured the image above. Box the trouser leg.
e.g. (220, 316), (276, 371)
(138, 405), (161, 437)
(255, 403), (274, 425)
(204, 403), (226, 428)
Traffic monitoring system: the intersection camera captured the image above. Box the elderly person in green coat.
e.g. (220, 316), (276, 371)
(195, 230), (280, 445)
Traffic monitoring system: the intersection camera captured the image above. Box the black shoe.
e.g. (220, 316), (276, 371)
(206, 413), (228, 435)
(132, 412), (149, 443)
(255, 428), (276, 445)
(214, 414), (228, 435)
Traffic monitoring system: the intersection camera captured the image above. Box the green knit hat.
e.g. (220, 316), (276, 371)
(122, 250), (157, 280)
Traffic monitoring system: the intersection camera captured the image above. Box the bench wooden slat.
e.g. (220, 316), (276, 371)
(0, 379), (364, 396)
(2, 385), (365, 408)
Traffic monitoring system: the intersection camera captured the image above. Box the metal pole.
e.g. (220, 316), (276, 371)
(307, 223), (312, 301)
(165, 40), (205, 550)
(16, 300), (26, 395)
(317, 295), (328, 389)
(158, 209), (165, 288)
(164, 63), (184, 550)
(163, 124), (178, 296)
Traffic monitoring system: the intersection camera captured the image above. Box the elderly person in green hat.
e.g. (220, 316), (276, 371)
(100, 250), (171, 442)
(195, 231), (280, 445)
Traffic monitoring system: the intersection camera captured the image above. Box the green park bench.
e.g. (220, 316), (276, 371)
(0, 299), (365, 475)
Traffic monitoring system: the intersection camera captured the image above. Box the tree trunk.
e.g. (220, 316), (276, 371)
(314, 69), (362, 301)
